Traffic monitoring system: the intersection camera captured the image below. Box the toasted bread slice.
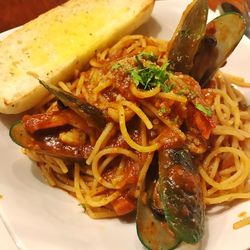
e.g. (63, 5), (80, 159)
(0, 0), (154, 114)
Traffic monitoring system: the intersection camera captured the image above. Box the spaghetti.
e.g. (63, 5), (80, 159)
(20, 35), (250, 222)
(199, 71), (250, 205)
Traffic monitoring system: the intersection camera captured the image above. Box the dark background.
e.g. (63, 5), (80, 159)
(0, 0), (67, 32)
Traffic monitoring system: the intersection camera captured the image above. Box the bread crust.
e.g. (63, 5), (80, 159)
(0, 0), (154, 114)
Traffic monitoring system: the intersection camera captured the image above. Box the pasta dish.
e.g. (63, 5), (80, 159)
(9, 0), (250, 248)
(24, 35), (216, 218)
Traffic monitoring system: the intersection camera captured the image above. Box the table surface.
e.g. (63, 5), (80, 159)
(0, 0), (67, 33)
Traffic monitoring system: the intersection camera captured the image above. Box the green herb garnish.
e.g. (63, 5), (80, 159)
(177, 89), (186, 96)
(159, 107), (167, 114)
(129, 53), (172, 92)
(135, 52), (158, 69)
(137, 52), (158, 62)
(180, 28), (190, 38)
(130, 70), (144, 87)
(195, 103), (212, 117)
(161, 83), (174, 93)
(111, 62), (123, 70)
(135, 55), (143, 69)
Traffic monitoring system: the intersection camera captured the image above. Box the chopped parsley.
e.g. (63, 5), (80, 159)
(195, 103), (212, 117)
(161, 83), (174, 93)
(177, 90), (186, 96)
(180, 28), (190, 38)
(129, 52), (172, 92)
(159, 107), (167, 114)
(111, 62), (123, 70)
(136, 52), (158, 63)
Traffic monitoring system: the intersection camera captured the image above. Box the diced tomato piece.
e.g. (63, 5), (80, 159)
(124, 160), (140, 185)
(193, 110), (214, 139)
(187, 104), (216, 139)
(111, 195), (136, 216)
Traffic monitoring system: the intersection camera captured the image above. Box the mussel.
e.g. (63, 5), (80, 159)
(211, 0), (250, 38)
(168, 0), (246, 86)
(9, 120), (91, 161)
(167, 0), (208, 74)
(9, 80), (107, 160)
(39, 80), (107, 129)
(136, 165), (181, 250)
(136, 149), (204, 249)
(158, 149), (204, 244)
(191, 12), (246, 86)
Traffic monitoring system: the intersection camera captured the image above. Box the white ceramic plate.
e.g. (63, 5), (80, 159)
(0, 1), (250, 249)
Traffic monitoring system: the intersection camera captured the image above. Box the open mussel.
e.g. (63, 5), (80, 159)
(9, 80), (107, 161)
(39, 80), (107, 129)
(168, 0), (246, 87)
(191, 12), (246, 86)
(136, 148), (204, 249)
(136, 159), (180, 250)
(158, 148), (204, 244)
(167, 0), (208, 74)
(9, 120), (90, 161)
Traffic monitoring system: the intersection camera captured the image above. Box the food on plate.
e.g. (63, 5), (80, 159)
(208, 0), (250, 38)
(8, 0), (250, 249)
(0, 0), (154, 114)
(208, 0), (248, 12)
(233, 215), (250, 229)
